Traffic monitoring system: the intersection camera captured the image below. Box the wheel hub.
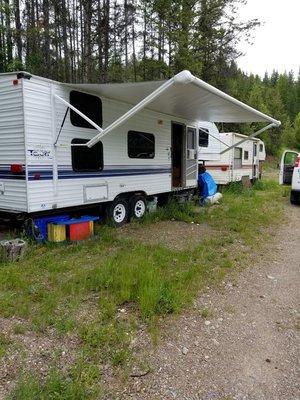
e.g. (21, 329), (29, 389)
(113, 204), (126, 223)
(134, 200), (146, 218)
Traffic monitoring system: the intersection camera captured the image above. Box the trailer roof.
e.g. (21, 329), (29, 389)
(65, 71), (280, 125)
(221, 132), (261, 141)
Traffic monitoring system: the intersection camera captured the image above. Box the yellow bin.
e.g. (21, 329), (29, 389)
(47, 223), (66, 242)
(89, 221), (94, 235)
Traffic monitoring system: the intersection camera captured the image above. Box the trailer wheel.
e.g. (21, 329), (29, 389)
(130, 195), (147, 220)
(108, 198), (129, 227)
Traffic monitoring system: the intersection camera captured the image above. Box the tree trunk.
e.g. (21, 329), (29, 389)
(0, 0), (5, 71)
(42, 0), (50, 76)
(132, 14), (137, 82)
(124, 0), (128, 79)
(101, 0), (110, 83)
(4, 0), (12, 64)
(14, 0), (22, 64)
(61, 0), (70, 81)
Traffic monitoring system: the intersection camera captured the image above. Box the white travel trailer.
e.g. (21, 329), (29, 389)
(204, 132), (266, 185)
(0, 70), (280, 225)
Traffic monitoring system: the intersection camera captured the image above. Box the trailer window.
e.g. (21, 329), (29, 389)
(259, 143), (264, 152)
(128, 131), (155, 159)
(199, 128), (209, 147)
(71, 138), (103, 171)
(244, 150), (249, 160)
(70, 91), (102, 129)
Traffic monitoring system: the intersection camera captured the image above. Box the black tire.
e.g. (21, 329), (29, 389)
(157, 193), (169, 207)
(107, 198), (129, 227)
(290, 190), (300, 205)
(129, 195), (147, 220)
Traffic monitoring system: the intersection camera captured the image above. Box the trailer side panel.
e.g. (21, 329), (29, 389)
(24, 77), (177, 213)
(0, 75), (27, 213)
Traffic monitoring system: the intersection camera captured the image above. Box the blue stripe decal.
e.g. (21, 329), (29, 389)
(0, 166), (171, 181)
(0, 174), (26, 180)
(28, 168), (171, 181)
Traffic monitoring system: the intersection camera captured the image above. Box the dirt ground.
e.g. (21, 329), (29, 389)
(118, 220), (215, 250)
(114, 203), (300, 400)
(0, 202), (299, 399)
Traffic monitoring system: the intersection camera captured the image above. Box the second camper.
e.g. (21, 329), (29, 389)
(203, 132), (266, 185)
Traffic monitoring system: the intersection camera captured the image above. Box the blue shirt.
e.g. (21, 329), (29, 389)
(198, 172), (217, 198)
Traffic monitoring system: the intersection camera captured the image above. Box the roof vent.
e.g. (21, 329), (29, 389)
(17, 72), (32, 80)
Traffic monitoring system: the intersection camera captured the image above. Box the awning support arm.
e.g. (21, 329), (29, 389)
(220, 123), (277, 155)
(54, 106), (69, 145)
(53, 77), (174, 147)
(86, 78), (176, 148)
(53, 94), (104, 146)
(199, 126), (230, 148)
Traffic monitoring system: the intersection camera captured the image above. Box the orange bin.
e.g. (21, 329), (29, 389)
(69, 221), (93, 241)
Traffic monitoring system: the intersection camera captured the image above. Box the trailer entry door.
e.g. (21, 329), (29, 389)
(186, 127), (197, 186)
(253, 143), (259, 179)
(171, 122), (185, 188)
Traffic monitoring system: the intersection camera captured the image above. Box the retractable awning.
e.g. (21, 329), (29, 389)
(57, 70), (280, 148)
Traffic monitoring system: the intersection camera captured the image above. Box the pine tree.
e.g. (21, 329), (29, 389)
(294, 112), (300, 149)
(0, 0), (298, 156)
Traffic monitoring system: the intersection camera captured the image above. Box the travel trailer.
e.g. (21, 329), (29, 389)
(0, 70), (280, 225)
(204, 132), (266, 185)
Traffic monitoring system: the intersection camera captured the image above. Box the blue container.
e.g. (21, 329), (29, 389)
(52, 215), (100, 225)
(34, 215), (69, 240)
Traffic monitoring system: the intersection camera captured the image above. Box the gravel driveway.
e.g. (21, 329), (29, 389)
(121, 203), (300, 400)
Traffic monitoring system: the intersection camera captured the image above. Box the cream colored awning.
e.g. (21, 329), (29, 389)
(59, 70), (280, 148)
(65, 70), (280, 125)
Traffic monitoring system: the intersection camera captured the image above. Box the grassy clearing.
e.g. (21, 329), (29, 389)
(0, 178), (286, 398)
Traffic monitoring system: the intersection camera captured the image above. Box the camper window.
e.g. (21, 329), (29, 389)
(244, 150), (249, 160)
(128, 131), (155, 159)
(70, 91), (102, 129)
(259, 143), (264, 152)
(198, 128), (209, 147)
(253, 144), (257, 156)
(71, 138), (103, 171)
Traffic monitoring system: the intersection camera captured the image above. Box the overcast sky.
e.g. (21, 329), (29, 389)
(237, 0), (300, 77)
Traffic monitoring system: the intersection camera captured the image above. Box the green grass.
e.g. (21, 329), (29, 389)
(0, 177), (286, 398)
(200, 307), (213, 319)
(0, 333), (11, 358)
(12, 324), (26, 335)
(9, 363), (101, 400)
